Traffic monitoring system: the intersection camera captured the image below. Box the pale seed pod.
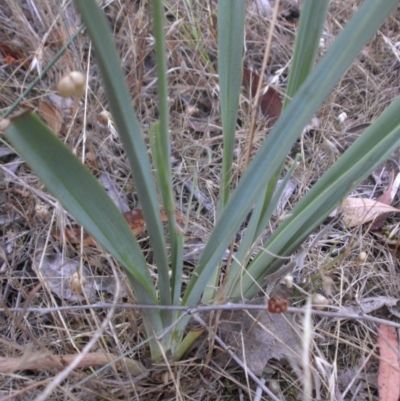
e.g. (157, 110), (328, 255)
(0, 118), (10, 133)
(97, 110), (111, 126)
(70, 272), (87, 295)
(338, 111), (348, 124)
(358, 251), (368, 262)
(282, 274), (293, 289)
(35, 202), (50, 220)
(268, 380), (280, 394)
(311, 293), (329, 310)
(58, 71), (86, 98)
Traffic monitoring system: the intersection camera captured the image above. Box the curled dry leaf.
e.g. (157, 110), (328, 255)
(340, 197), (400, 228)
(371, 170), (398, 230)
(34, 253), (127, 302)
(0, 42), (21, 64)
(53, 209), (184, 246)
(242, 67), (282, 127)
(216, 298), (301, 376)
(358, 297), (399, 314)
(273, 178), (297, 217)
(39, 100), (63, 134)
(377, 324), (400, 401)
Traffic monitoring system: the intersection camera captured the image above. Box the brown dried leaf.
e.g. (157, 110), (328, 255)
(39, 100), (63, 134)
(341, 197), (400, 228)
(378, 324), (400, 401)
(187, 117), (210, 133)
(35, 253), (96, 302)
(124, 209), (150, 236)
(52, 226), (93, 246)
(242, 67), (261, 98)
(371, 170), (396, 230)
(242, 68), (282, 126)
(260, 86), (282, 126)
(216, 299), (301, 375)
(377, 170), (396, 205)
(34, 253), (126, 302)
(0, 42), (21, 62)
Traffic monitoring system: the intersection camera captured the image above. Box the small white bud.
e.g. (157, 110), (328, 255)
(282, 274), (293, 289)
(35, 203), (50, 220)
(268, 380), (280, 394)
(185, 105), (199, 116)
(70, 272), (87, 295)
(358, 251), (368, 262)
(321, 274), (334, 296)
(58, 71), (86, 98)
(338, 112), (347, 124)
(311, 293), (329, 310)
(0, 118), (10, 133)
(97, 110), (111, 126)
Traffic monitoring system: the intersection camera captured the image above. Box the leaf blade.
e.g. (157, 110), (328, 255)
(236, 95), (400, 298)
(283, 0), (330, 109)
(218, 0), (246, 208)
(183, 0), (399, 306)
(74, 0), (171, 306)
(5, 113), (162, 327)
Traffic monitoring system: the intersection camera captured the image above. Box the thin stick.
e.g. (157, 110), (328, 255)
(3, 303), (399, 328)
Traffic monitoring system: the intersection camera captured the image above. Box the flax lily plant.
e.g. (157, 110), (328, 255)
(4, 0), (400, 360)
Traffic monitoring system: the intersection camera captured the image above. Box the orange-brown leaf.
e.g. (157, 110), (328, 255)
(53, 209), (184, 246)
(39, 100), (63, 134)
(242, 68), (281, 127)
(123, 209), (150, 236)
(260, 86), (282, 126)
(242, 67), (261, 99)
(378, 324), (400, 401)
(0, 42), (21, 61)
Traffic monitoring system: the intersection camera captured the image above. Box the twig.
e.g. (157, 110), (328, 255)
(4, 303), (399, 328)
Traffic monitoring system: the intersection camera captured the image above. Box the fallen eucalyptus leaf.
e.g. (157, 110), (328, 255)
(371, 169), (397, 230)
(34, 253), (126, 302)
(216, 298), (301, 376)
(39, 100), (63, 134)
(357, 297), (398, 314)
(340, 197), (400, 228)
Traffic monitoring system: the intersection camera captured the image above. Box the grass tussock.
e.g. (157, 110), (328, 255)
(1, 0), (400, 399)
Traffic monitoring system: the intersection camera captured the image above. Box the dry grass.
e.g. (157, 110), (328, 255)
(1, 0), (400, 400)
